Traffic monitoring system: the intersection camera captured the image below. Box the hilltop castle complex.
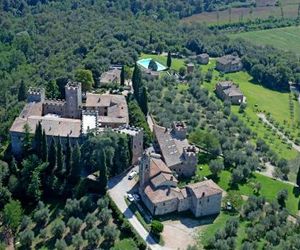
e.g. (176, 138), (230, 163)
(10, 81), (143, 163)
(139, 122), (223, 218)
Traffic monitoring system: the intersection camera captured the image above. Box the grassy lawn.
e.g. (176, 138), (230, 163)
(230, 26), (300, 55)
(198, 164), (299, 216)
(140, 53), (185, 71)
(200, 59), (300, 161)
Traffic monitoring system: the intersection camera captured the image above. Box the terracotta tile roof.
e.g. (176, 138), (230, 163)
(150, 172), (177, 187)
(100, 68), (121, 84)
(144, 184), (184, 204)
(153, 124), (189, 167)
(187, 180), (223, 198)
(85, 93), (129, 125)
(149, 157), (172, 178)
(10, 115), (81, 138)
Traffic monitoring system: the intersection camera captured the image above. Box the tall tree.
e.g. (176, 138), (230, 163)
(48, 137), (57, 170)
(46, 79), (59, 99)
(27, 169), (42, 202)
(120, 65), (125, 86)
(41, 130), (48, 162)
(22, 124), (32, 155)
(3, 200), (23, 237)
(69, 142), (81, 185)
(65, 136), (72, 177)
(98, 150), (108, 194)
(167, 51), (172, 68)
(139, 86), (148, 116)
(132, 63), (141, 99)
(33, 122), (42, 158)
(56, 137), (64, 178)
(75, 69), (94, 92)
(18, 80), (27, 101)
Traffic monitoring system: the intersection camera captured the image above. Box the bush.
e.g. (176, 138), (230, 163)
(150, 220), (164, 236)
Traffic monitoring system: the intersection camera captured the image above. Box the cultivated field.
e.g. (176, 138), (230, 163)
(182, 1), (300, 25)
(230, 26), (300, 55)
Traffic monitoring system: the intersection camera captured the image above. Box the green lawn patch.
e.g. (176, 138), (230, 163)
(140, 53), (185, 71)
(198, 164), (299, 215)
(230, 26), (300, 56)
(200, 59), (299, 161)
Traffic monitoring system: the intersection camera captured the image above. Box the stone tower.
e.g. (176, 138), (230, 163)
(65, 81), (82, 119)
(172, 121), (187, 140)
(183, 146), (198, 170)
(139, 152), (151, 190)
(27, 88), (45, 103)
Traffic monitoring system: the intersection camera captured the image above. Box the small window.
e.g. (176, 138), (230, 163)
(163, 202), (166, 206)
(207, 198), (210, 203)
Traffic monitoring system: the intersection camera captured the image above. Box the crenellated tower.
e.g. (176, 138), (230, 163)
(65, 81), (82, 118)
(27, 88), (45, 103)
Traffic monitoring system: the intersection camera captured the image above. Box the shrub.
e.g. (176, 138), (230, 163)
(150, 220), (164, 236)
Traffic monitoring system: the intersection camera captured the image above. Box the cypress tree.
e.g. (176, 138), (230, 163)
(167, 51), (172, 68)
(139, 86), (148, 116)
(120, 65), (125, 86)
(56, 137), (64, 178)
(132, 63), (141, 99)
(22, 124), (32, 155)
(18, 80), (27, 101)
(10, 157), (18, 175)
(48, 137), (57, 171)
(65, 136), (72, 177)
(33, 122), (43, 158)
(118, 136), (130, 173)
(41, 130), (48, 162)
(69, 142), (81, 185)
(297, 165), (300, 187)
(98, 150), (108, 194)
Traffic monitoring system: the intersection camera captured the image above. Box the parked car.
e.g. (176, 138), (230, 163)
(127, 193), (134, 202)
(133, 194), (140, 201)
(128, 170), (137, 180)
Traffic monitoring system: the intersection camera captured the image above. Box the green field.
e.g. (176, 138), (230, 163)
(230, 26), (300, 55)
(140, 53), (185, 71)
(197, 164), (299, 215)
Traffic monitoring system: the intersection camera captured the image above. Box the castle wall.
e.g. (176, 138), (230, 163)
(43, 101), (66, 116)
(169, 162), (195, 178)
(154, 198), (178, 216)
(131, 130), (143, 165)
(193, 193), (222, 217)
(178, 196), (191, 212)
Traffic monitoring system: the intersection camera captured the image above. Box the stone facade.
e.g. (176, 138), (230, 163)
(153, 122), (197, 177)
(139, 152), (223, 218)
(198, 53), (209, 65)
(216, 55), (243, 73)
(113, 126), (144, 165)
(215, 81), (244, 105)
(9, 81), (143, 163)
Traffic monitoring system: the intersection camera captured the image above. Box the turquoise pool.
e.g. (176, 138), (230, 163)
(137, 58), (167, 71)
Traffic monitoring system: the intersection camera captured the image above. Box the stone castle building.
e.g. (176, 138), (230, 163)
(139, 152), (223, 217)
(10, 81), (143, 164)
(216, 55), (243, 73)
(215, 81), (244, 105)
(153, 122), (197, 177)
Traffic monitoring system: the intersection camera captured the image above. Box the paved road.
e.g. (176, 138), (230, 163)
(108, 167), (167, 250)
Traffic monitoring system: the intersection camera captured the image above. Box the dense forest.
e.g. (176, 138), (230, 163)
(1, 0), (254, 18)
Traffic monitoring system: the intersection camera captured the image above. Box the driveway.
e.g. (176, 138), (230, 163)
(108, 167), (169, 250)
